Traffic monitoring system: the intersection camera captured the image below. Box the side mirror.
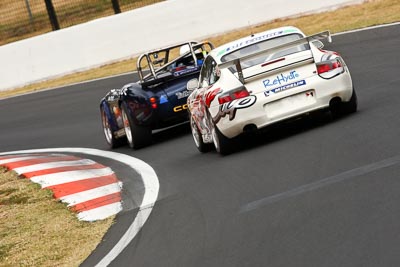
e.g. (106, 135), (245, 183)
(187, 78), (199, 91)
(312, 40), (324, 49)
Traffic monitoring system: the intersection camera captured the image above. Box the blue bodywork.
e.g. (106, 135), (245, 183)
(100, 41), (214, 148)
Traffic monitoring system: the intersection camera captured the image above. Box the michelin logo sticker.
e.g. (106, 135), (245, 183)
(264, 80), (306, 97)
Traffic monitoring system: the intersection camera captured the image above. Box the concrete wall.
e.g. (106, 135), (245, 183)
(0, 0), (363, 91)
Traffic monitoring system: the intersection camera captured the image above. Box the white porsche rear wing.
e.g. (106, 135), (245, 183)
(218, 31), (332, 84)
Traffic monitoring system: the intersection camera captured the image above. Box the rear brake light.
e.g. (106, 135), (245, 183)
(316, 58), (344, 78)
(150, 97), (157, 109)
(317, 61), (342, 74)
(317, 64), (331, 74)
(218, 95), (233, 104)
(233, 90), (250, 99)
(218, 87), (250, 104)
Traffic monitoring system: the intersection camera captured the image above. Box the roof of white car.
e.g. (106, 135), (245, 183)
(210, 26), (305, 64)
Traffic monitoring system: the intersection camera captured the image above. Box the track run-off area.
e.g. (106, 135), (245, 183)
(1, 23), (400, 266)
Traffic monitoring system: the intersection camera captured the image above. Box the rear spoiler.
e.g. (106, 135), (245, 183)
(219, 31), (332, 84)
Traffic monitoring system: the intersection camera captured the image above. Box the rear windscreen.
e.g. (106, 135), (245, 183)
(221, 34), (310, 70)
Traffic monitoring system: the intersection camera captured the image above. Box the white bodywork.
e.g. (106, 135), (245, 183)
(187, 26), (355, 152)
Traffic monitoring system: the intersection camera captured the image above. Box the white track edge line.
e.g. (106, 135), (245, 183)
(333, 21), (400, 36)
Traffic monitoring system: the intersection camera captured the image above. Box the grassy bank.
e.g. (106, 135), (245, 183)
(0, 168), (113, 266)
(0, 0), (164, 46)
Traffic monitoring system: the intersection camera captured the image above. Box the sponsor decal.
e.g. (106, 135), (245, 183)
(263, 70), (300, 88)
(216, 28), (299, 57)
(173, 104), (188, 112)
(175, 90), (191, 100)
(217, 31), (284, 57)
(159, 94), (168, 104)
(213, 95), (257, 123)
(264, 80), (306, 97)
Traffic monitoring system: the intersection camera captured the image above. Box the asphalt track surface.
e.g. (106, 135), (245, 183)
(1, 24), (400, 267)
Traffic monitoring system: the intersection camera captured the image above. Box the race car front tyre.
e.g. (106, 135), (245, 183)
(101, 106), (125, 148)
(121, 103), (152, 149)
(190, 115), (212, 153)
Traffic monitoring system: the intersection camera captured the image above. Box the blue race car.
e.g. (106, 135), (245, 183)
(100, 41), (214, 149)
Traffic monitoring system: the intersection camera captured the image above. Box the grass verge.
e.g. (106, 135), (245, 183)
(0, 168), (113, 266)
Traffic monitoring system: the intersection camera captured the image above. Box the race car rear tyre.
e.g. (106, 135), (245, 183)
(331, 87), (358, 117)
(121, 103), (152, 149)
(101, 106), (125, 148)
(342, 87), (358, 114)
(211, 123), (235, 155)
(190, 115), (212, 153)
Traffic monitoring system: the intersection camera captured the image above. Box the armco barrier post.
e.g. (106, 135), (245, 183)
(44, 0), (60, 31)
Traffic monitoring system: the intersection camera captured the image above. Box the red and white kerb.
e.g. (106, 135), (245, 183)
(0, 153), (122, 221)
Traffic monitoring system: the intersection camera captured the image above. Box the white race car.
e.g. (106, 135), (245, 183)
(187, 26), (357, 154)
